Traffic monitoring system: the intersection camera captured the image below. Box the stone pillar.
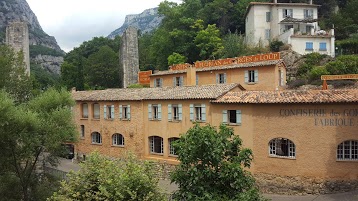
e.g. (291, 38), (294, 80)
(120, 27), (139, 88)
(6, 21), (30, 75)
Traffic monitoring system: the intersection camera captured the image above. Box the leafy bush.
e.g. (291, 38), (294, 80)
(336, 34), (358, 54)
(329, 80), (356, 88)
(309, 66), (329, 82)
(325, 55), (358, 75)
(287, 79), (306, 89)
(269, 40), (284, 52)
(167, 52), (187, 66)
(127, 83), (149, 88)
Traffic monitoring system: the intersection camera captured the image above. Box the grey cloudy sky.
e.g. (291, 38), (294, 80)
(26, 0), (181, 52)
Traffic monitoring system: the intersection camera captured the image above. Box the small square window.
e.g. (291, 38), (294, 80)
(174, 76), (183, 87)
(195, 105), (202, 121)
(283, 9), (293, 18)
(249, 70), (255, 83)
(155, 78), (162, 87)
(104, 105), (115, 119)
(319, 42), (327, 51)
(217, 73), (226, 84)
(306, 42), (313, 51)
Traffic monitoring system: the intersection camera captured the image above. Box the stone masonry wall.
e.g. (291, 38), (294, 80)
(120, 26), (139, 88)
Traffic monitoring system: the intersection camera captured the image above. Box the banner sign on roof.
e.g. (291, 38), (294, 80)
(170, 63), (192, 71)
(321, 74), (358, 80)
(237, 52), (280, 64)
(138, 70), (152, 85)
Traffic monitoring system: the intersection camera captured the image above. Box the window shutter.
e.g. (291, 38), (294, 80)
(189, 104), (194, 121)
(222, 110), (228, 124)
(255, 70), (259, 83)
(244, 70), (249, 83)
(201, 104), (206, 121)
(168, 104), (172, 121)
(180, 76), (183, 86)
(103, 105), (107, 119)
(224, 73), (227, 83)
(216, 73), (219, 83)
(196, 75), (199, 85)
(173, 77), (176, 86)
(236, 110), (242, 124)
(119, 105), (122, 119)
(148, 104), (152, 120)
(158, 104), (162, 120)
(160, 78), (163, 87)
(178, 104), (183, 120)
(111, 105), (115, 119)
(127, 105), (131, 120)
(280, 70), (284, 86)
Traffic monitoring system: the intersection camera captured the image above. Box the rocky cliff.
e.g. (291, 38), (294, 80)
(108, 7), (163, 38)
(0, 0), (64, 74)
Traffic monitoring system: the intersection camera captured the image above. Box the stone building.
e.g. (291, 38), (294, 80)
(72, 53), (358, 194)
(120, 26), (139, 88)
(6, 21), (30, 74)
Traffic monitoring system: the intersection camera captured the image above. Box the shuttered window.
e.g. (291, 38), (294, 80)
(222, 110), (242, 125)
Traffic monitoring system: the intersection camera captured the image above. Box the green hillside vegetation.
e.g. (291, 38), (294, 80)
(30, 45), (65, 57)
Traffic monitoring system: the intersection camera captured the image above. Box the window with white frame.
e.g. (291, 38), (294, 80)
(306, 42), (313, 50)
(283, 9), (293, 18)
(304, 9), (313, 19)
(337, 140), (358, 161)
(269, 138), (295, 158)
(112, 133), (124, 146)
(93, 103), (100, 119)
(82, 103), (88, 118)
(119, 105), (131, 120)
(173, 76), (183, 87)
(266, 12), (271, 22)
(168, 104), (182, 121)
(154, 78), (163, 87)
(91, 132), (102, 144)
(104, 105), (115, 119)
(80, 125), (85, 138)
(319, 42), (327, 51)
(149, 136), (163, 154)
(190, 104), (206, 122)
(169, 137), (179, 156)
(148, 104), (162, 120)
(245, 70), (258, 83)
(222, 110), (242, 125)
(216, 73), (226, 84)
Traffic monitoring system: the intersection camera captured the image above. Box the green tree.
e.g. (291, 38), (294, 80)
(325, 55), (358, 74)
(221, 31), (245, 58)
(194, 21), (224, 60)
(85, 45), (121, 89)
(171, 124), (264, 201)
(50, 152), (166, 201)
(168, 52), (187, 66)
(0, 88), (78, 201)
(0, 45), (32, 103)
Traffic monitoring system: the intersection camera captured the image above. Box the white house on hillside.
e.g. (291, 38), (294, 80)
(245, 0), (335, 57)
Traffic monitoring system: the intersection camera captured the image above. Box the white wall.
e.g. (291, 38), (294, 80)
(290, 37), (334, 57)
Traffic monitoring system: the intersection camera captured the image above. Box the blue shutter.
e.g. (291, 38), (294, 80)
(179, 104), (183, 120)
(148, 104), (152, 120)
(168, 104), (172, 121)
(216, 73), (219, 83)
(222, 110), (228, 124)
(236, 110), (242, 124)
(190, 104), (194, 121)
(158, 104), (162, 120)
(127, 105), (131, 120)
(196, 75), (199, 85)
(306, 42), (313, 50)
(173, 77), (176, 86)
(180, 76), (183, 86)
(255, 70), (259, 83)
(119, 105), (122, 119)
(244, 70), (248, 83)
(111, 105), (115, 119)
(201, 104), (206, 121)
(224, 73), (227, 83)
(103, 105), (107, 119)
(319, 42), (326, 51)
(160, 78), (163, 87)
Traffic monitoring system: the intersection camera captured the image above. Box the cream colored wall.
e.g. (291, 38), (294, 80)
(291, 37), (334, 57)
(75, 101), (144, 159)
(251, 104), (358, 180)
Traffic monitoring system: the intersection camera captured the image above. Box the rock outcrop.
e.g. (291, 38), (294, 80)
(108, 7), (163, 38)
(32, 54), (64, 75)
(0, 0), (64, 74)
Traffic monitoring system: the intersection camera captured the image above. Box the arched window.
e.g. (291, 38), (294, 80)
(149, 136), (163, 154)
(112, 133), (124, 146)
(337, 140), (358, 160)
(91, 132), (102, 144)
(269, 138), (295, 158)
(169, 137), (179, 156)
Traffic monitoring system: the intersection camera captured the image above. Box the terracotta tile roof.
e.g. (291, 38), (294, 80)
(151, 60), (284, 76)
(72, 83), (242, 101)
(212, 90), (358, 104)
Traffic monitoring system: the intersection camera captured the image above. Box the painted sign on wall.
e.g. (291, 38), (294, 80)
(170, 63), (191, 71)
(138, 70), (152, 85)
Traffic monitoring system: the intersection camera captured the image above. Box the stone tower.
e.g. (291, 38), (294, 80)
(120, 26), (139, 88)
(6, 21), (30, 75)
